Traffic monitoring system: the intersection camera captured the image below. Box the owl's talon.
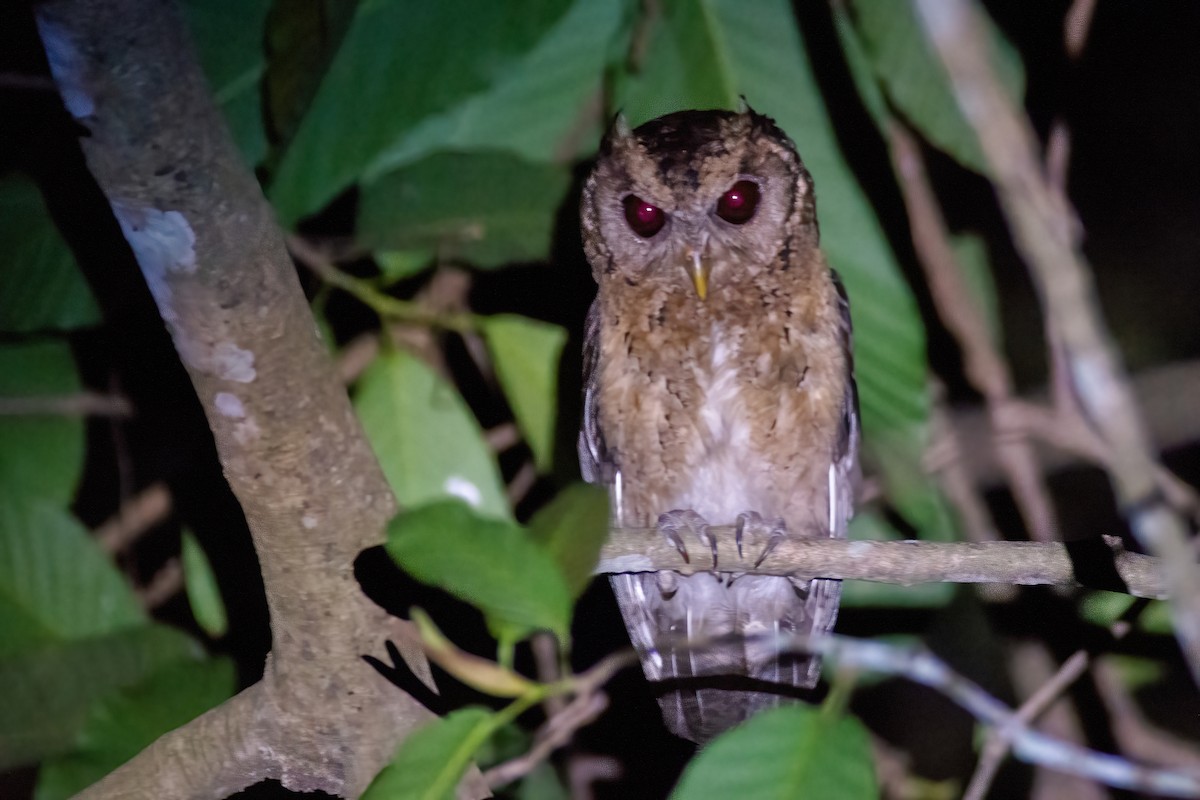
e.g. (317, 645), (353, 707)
(657, 510), (714, 568)
(734, 511), (759, 560)
(736, 511), (787, 569)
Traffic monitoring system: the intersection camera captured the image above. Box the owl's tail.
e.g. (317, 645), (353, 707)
(610, 571), (841, 743)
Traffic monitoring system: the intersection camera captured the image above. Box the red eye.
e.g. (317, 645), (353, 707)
(716, 180), (760, 224)
(623, 195), (666, 237)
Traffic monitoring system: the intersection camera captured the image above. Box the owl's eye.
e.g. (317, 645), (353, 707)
(623, 195), (666, 238)
(716, 180), (760, 224)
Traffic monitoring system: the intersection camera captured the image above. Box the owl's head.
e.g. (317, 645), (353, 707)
(580, 107), (817, 298)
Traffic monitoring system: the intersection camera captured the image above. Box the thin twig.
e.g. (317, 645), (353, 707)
(598, 529), (1167, 599)
(506, 460), (538, 507)
(94, 481), (173, 554)
(928, 382), (1000, 543)
(482, 692), (609, 789)
(889, 120), (1058, 542)
(137, 557), (183, 609)
(789, 634), (1200, 797)
(0, 391), (133, 417)
(964, 647), (1092, 800)
(914, 0), (1200, 688)
(287, 234), (477, 333)
(486, 422), (521, 453)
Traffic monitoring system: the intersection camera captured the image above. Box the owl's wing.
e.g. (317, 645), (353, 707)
(578, 298), (614, 485)
(831, 270), (861, 539)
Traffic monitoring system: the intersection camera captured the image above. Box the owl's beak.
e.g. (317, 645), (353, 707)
(686, 249), (712, 301)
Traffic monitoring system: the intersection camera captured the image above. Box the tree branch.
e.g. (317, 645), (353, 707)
(34, 1), (485, 797)
(597, 528), (1166, 599)
(914, 0), (1200, 686)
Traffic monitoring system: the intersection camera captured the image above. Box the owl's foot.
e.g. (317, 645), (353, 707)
(735, 511), (787, 569)
(657, 509), (717, 568)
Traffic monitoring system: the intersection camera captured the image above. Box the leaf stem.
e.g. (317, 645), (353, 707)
(287, 234), (479, 333)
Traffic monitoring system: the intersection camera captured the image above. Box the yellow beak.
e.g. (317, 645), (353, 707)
(687, 249), (711, 301)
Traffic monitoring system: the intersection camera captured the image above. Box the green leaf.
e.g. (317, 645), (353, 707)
(0, 177), (99, 333)
(269, 0), (572, 224)
(355, 349), (509, 520)
(842, 511), (953, 607)
(527, 483), (609, 599)
(182, 0), (271, 165)
(364, 707), (493, 800)
(483, 314), (567, 471)
(671, 705), (879, 799)
(386, 501), (572, 643)
(181, 529), (228, 638)
(0, 498), (144, 654)
(33, 658), (235, 800)
(614, 0), (935, 536)
(376, 250), (434, 282)
(849, 0), (1024, 176)
(364, 0), (629, 177)
(514, 762), (571, 800)
(1078, 591), (1173, 636)
(0, 624), (200, 769)
(0, 340), (86, 505)
(359, 152), (572, 269)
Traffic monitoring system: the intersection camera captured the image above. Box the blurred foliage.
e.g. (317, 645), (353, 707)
(3, 0), (1191, 797)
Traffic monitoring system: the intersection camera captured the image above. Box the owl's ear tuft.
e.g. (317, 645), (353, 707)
(736, 95), (754, 115)
(600, 112), (635, 156)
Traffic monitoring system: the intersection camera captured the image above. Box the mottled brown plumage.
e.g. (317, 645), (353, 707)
(579, 108), (859, 742)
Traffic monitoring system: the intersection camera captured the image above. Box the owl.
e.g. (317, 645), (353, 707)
(578, 108), (859, 742)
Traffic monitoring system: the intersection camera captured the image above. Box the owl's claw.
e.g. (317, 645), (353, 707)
(735, 511), (788, 569)
(657, 509), (716, 568)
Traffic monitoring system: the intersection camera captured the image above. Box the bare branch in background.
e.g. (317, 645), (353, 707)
(0, 391), (133, 417)
(927, 387), (1000, 543)
(889, 120), (1058, 542)
(598, 528), (1167, 598)
(791, 634), (1200, 797)
(93, 481), (172, 554)
(914, 0), (1200, 688)
(964, 594), (1146, 799)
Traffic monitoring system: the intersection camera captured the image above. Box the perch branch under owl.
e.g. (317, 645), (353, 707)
(596, 528), (1168, 599)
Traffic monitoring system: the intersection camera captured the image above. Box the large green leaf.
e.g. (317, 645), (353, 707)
(358, 152), (571, 269)
(0, 499), (144, 655)
(0, 624), (200, 769)
(355, 350), (508, 520)
(671, 705), (878, 799)
(386, 501), (572, 644)
(0, 340), (85, 506)
(614, 0), (934, 532)
(182, 0), (271, 166)
(849, 0), (1024, 176)
(0, 177), (99, 333)
(33, 658), (235, 800)
(483, 314), (568, 471)
(269, 0), (572, 224)
(527, 483), (609, 599)
(363, 707), (493, 800)
(365, 0), (629, 178)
